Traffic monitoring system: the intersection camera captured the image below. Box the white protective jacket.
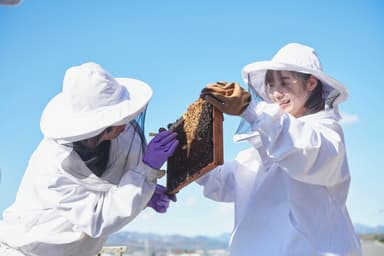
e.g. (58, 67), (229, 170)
(197, 101), (362, 256)
(0, 124), (163, 256)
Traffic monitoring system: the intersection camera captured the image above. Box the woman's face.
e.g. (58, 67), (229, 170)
(266, 70), (316, 117)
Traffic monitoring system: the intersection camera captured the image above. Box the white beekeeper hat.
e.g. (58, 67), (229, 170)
(241, 43), (348, 108)
(40, 62), (152, 142)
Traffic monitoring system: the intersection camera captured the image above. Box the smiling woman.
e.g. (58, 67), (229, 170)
(196, 43), (362, 256)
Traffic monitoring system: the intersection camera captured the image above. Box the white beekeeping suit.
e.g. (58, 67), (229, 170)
(197, 43), (362, 256)
(0, 63), (170, 256)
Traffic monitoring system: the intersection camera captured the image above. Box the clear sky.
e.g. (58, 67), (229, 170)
(0, 0), (383, 237)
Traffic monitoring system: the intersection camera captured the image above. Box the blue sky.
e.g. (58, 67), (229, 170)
(0, 0), (383, 236)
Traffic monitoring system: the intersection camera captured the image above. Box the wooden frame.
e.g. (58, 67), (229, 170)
(166, 104), (223, 194)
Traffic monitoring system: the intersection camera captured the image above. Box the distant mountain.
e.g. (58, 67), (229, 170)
(354, 224), (384, 234)
(106, 231), (229, 251)
(214, 233), (231, 243)
(106, 224), (384, 251)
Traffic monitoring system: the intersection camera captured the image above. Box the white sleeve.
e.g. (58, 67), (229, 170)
(196, 161), (237, 202)
(241, 101), (349, 186)
(48, 162), (160, 238)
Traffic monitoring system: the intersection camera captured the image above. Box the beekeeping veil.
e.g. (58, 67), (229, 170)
(234, 43), (348, 143)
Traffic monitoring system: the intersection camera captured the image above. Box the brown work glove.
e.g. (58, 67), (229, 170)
(200, 81), (251, 116)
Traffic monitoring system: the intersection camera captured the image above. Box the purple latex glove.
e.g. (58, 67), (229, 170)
(147, 184), (177, 213)
(143, 130), (179, 169)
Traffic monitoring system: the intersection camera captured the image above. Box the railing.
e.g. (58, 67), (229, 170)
(97, 246), (127, 256)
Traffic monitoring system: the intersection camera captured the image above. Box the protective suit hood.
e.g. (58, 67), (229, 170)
(241, 43), (348, 109)
(40, 62), (152, 143)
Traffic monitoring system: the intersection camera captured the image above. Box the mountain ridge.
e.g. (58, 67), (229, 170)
(106, 231), (229, 251)
(105, 224), (383, 250)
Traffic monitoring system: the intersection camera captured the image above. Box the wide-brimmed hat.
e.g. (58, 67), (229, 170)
(40, 62), (152, 142)
(241, 43), (348, 107)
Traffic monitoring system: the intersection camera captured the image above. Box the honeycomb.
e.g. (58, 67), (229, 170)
(166, 98), (223, 194)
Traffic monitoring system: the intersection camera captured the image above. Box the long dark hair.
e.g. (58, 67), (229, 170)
(304, 76), (325, 114)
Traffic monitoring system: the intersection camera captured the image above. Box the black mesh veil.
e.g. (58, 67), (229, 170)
(233, 74), (263, 143)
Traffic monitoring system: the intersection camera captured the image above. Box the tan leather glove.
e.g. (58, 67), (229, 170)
(200, 81), (251, 116)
